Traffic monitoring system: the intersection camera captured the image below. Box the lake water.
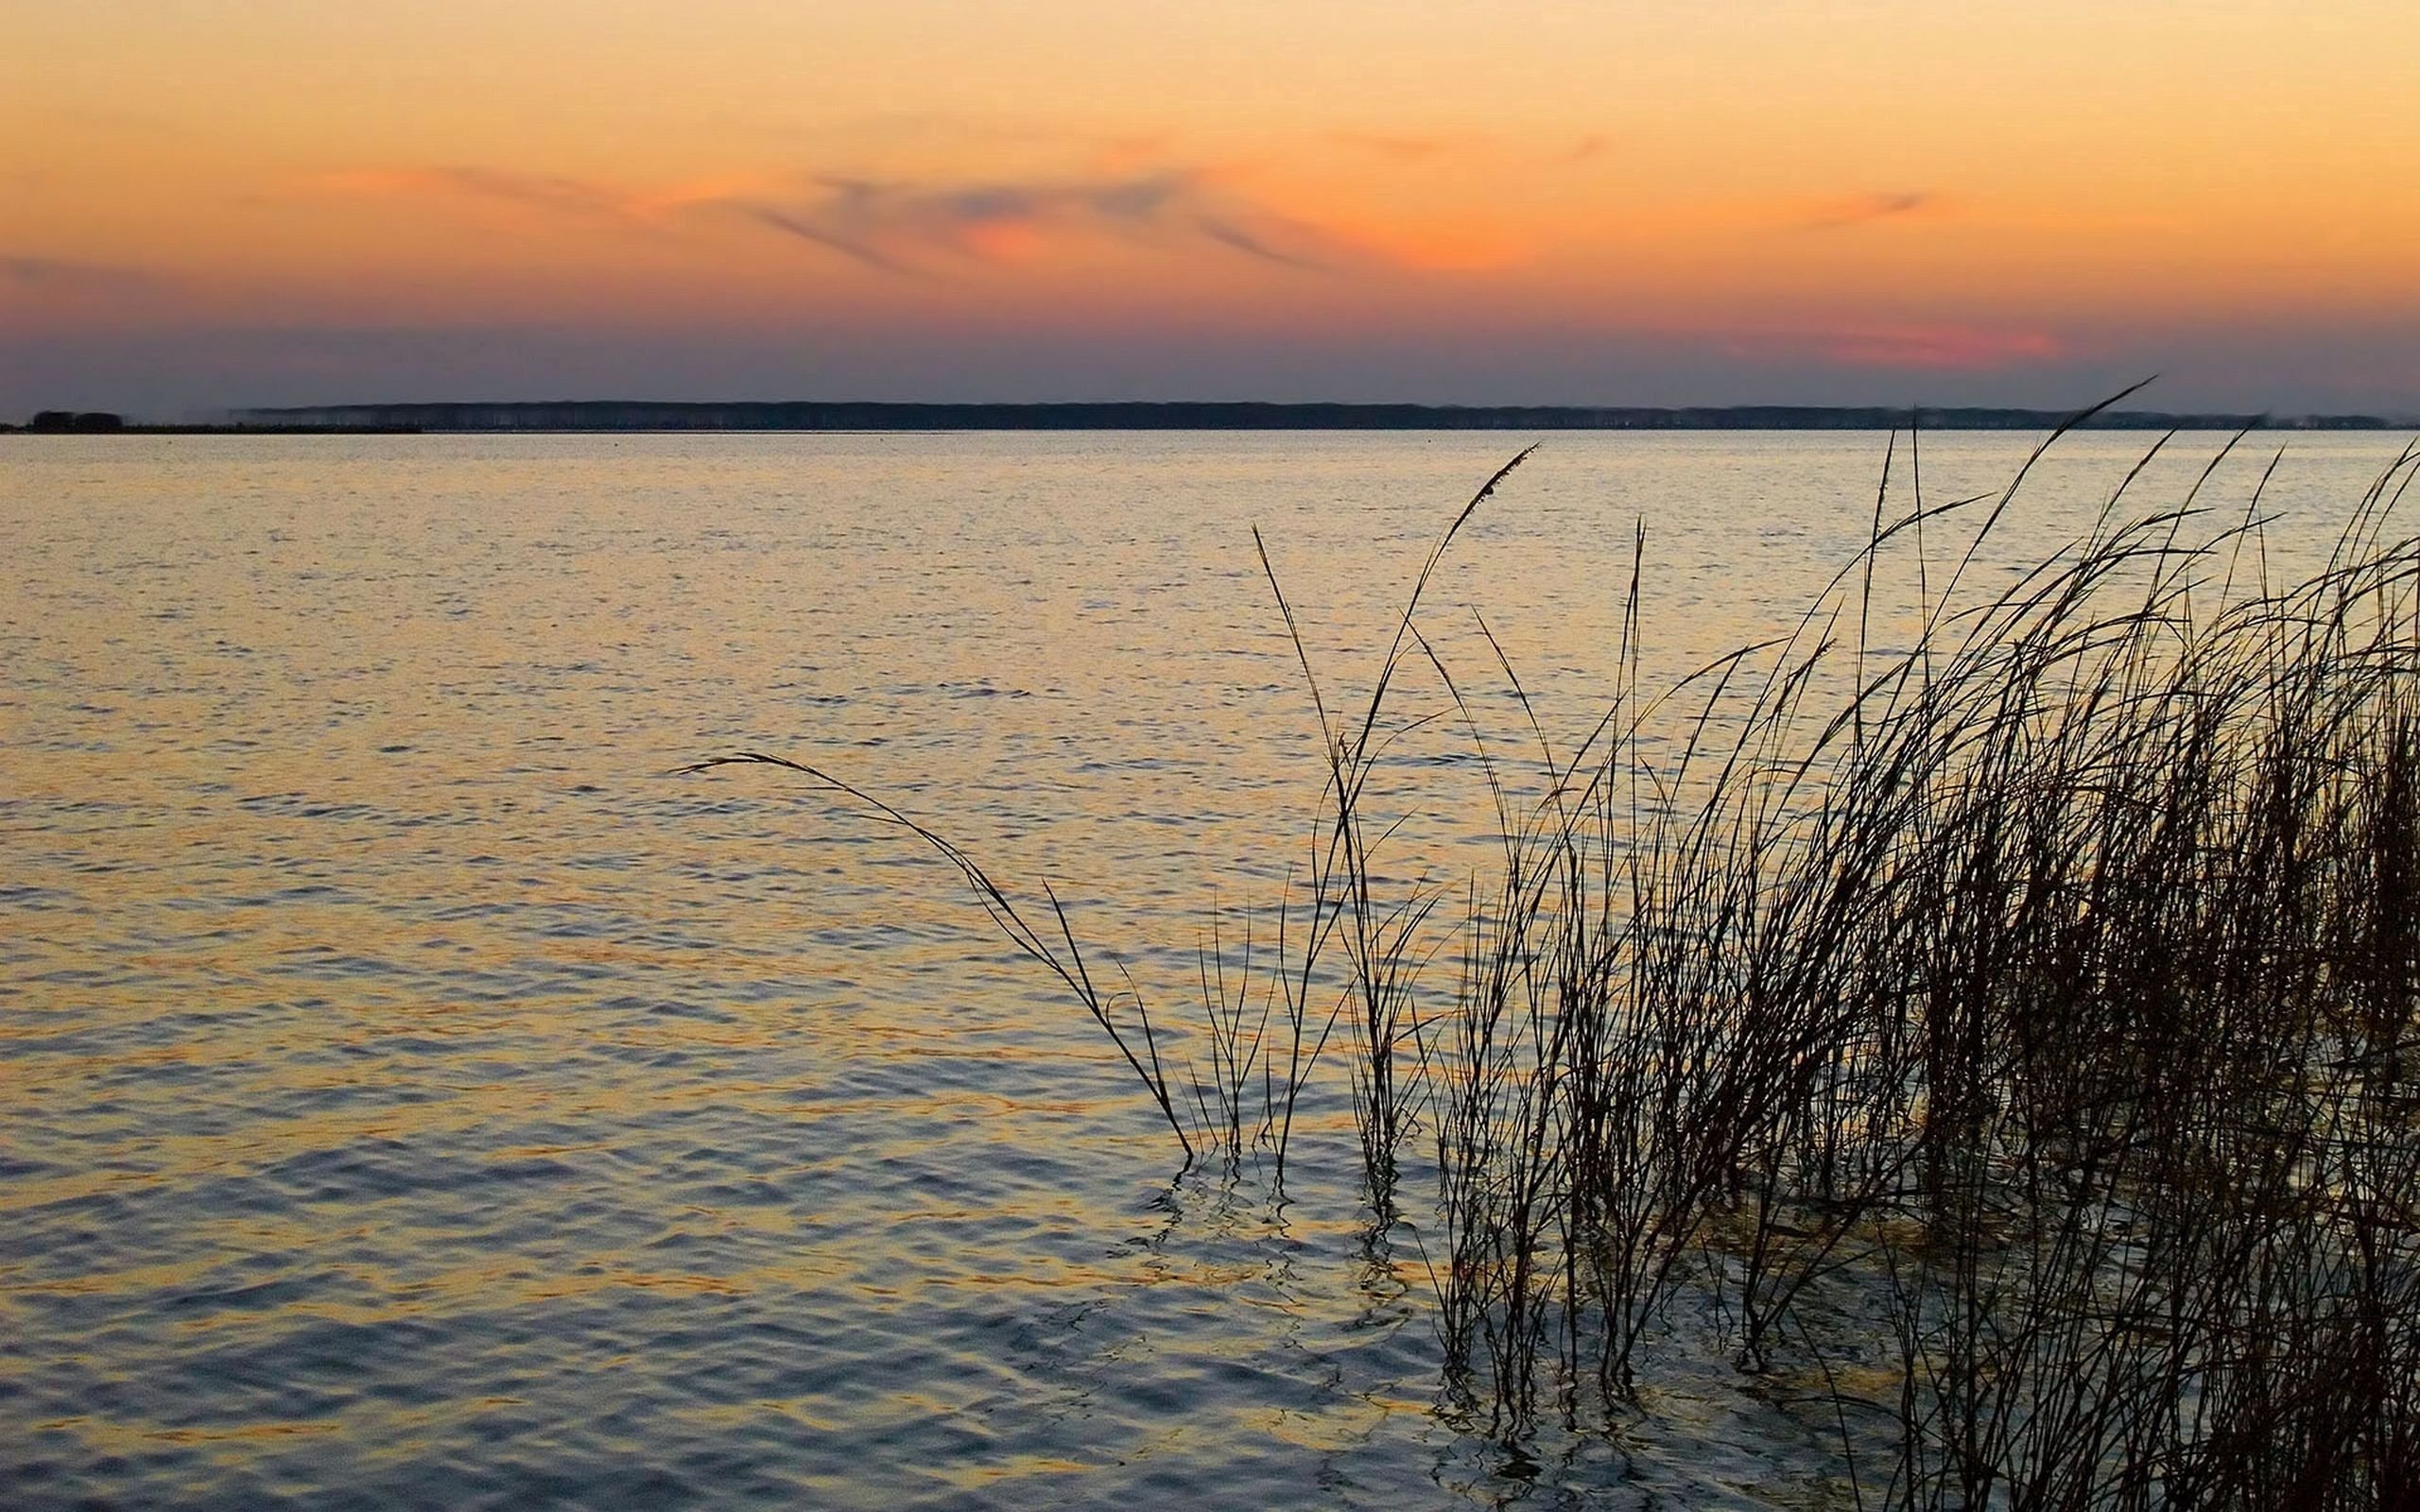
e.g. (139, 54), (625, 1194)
(3, 430), (2409, 1509)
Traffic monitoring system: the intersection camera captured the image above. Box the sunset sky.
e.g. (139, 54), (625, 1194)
(6, 1), (2416, 416)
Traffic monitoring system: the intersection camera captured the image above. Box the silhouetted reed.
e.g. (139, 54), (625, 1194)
(697, 403), (2420, 1504)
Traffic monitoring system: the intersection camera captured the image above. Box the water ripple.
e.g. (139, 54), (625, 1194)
(1, 431), (2398, 1508)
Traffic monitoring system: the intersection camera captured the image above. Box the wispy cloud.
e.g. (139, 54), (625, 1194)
(1798, 190), (1941, 231)
(306, 156), (1344, 274)
(305, 165), (742, 224)
(1193, 216), (1328, 271)
(312, 148), (1548, 278)
(394, 165), (631, 218)
(737, 170), (1340, 274)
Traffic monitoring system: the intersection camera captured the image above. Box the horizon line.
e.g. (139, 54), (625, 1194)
(220, 398), (2412, 433)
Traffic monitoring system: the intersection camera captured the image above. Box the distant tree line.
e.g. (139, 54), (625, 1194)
(17, 410), (125, 432)
(230, 399), (2402, 432)
(4, 411), (417, 435)
(18, 401), (2403, 435)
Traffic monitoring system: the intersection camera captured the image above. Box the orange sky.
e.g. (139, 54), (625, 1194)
(6, 1), (2417, 415)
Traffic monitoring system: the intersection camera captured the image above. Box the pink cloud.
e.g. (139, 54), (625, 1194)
(1714, 322), (2066, 371)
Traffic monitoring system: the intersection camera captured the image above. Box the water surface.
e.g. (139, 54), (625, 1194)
(2, 431), (2406, 1508)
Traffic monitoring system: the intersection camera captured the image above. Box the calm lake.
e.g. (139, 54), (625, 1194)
(3, 430), (2409, 1509)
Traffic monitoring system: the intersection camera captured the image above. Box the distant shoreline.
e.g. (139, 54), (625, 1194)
(223, 401), (2404, 433)
(1, 424), (423, 436)
(11, 402), (2408, 435)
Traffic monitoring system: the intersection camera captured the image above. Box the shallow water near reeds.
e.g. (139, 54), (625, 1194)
(2, 429), (2408, 1509)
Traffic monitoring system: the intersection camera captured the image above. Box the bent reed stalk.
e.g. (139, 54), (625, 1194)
(696, 402), (2420, 1506)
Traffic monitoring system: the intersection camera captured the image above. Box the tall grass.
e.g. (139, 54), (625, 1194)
(698, 406), (2420, 1505)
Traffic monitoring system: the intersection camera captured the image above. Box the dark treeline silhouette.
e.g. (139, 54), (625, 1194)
(233, 399), (2401, 432)
(23, 410), (125, 432)
(7, 412), (418, 435)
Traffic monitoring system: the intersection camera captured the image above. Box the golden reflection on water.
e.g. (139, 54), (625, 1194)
(0, 431), (2407, 1509)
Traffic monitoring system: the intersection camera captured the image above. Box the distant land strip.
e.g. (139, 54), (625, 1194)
(227, 401), (2406, 433)
(15, 423), (424, 436)
(2, 409), (418, 436)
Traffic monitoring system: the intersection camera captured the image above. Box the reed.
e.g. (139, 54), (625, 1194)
(699, 404), (2420, 1503)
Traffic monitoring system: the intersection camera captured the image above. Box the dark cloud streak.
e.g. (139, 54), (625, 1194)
(1800, 191), (1938, 231)
(748, 202), (916, 274)
(734, 169), (1336, 274)
(394, 165), (633, 219)
(1192, 216), (1327, 271)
